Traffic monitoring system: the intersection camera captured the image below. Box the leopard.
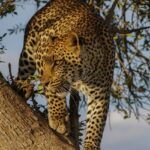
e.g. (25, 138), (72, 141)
(14, 0), (115, 150)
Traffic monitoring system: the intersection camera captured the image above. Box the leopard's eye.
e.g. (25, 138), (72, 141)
(54, 60), (62, 65)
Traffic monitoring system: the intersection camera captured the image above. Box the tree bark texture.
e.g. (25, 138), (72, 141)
(0, 72), (77, 150)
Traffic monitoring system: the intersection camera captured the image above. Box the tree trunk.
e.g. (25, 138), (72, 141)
(0, 72), (77, 150)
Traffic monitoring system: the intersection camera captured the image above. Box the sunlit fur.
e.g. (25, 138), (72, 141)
(15, 0), (115, 149)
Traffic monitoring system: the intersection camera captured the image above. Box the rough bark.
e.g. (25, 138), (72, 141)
(0, 72), (77, 150)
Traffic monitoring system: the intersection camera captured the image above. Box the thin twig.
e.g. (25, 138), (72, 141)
(8, 63), (14, 85)
(116, 52), (130, 77)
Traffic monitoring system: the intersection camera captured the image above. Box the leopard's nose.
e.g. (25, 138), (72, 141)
(45, 82), (49, 86)
(42, 81), (51, 86)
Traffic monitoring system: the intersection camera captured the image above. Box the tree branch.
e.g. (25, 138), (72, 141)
(114, 26), (150, 34)
(69, 89), (80, 149)
(0, 72), (77, 150)
(105, 0), (120, 24)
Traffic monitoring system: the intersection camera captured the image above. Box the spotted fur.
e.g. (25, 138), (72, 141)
(15, 0), (115, 149)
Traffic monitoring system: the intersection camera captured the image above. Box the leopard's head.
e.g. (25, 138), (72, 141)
(41, 32), (85, 94)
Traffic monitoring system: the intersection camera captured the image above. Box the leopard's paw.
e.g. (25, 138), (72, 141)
(22, 83), (34, 99)
(48, 115), (70, 136)
(14, 79), (33, 100)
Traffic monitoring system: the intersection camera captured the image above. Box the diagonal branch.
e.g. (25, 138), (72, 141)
(0, 72), (77, 150)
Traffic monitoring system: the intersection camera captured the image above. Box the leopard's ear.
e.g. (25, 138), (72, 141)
(66, 32), (85, 54)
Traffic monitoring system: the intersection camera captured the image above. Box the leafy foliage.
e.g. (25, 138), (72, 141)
(86, 0), (150, 119)
(0, 33), (7, 54)
(0, 0), (16, 17)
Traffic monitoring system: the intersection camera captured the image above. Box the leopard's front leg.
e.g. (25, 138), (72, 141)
(14, 49), (36, 99)
(83, 87), (110, 150)
(45, 90), (70, 135)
